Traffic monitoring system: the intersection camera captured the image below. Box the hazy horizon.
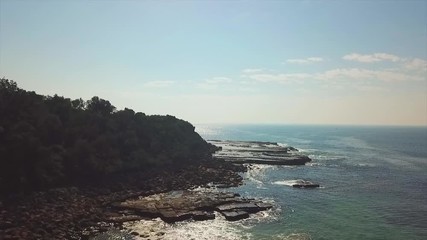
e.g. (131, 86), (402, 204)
(1, 0), (426, 126)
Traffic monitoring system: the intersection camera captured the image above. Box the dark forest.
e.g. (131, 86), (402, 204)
(0, 78), (214, 193)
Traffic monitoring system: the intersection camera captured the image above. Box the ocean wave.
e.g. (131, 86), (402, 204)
(123, 214), (249, 240)
(277, 143), (289, 147)
(164, 213), (252, 240)
(245, 164), (276, 187)
(308, 154), (346, 161)
(354, 163), (376, 168)
(272, 179), (304, 187)
(122, 206), (282, 240)
(305, 162), (325, 167)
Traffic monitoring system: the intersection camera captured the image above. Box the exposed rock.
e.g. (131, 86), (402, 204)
(216, 202), (261, 213)
(208, 140), (311, 165)
(255, 202), (274, 210)
(105, 215), (144, 223)
(159, 209), (193, 223)
(113, 190), (272, 223)
(291, 180), (320, 188)
(0, 159), (248, 239)
(292, 183), (320, 188)
(220, 210), (250, 221)
(192, 211), (215, 221)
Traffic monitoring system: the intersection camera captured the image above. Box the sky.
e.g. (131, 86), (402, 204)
(1, 0), (426, 126)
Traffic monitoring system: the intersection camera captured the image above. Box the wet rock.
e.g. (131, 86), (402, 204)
(292, 183), (319, 188)
(255, 202), (273, 210)
(192, 211), (215, 221)
(113, 190), (272, 223)
(291, 180), (320, 188)
(216, 202), (261, 213)
(106, 215), (144, 223)
(220, 210), (249, 221)
(0, 159), (249, 239)
(158, 208), (193, 223)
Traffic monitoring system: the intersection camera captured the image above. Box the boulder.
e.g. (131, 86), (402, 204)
(255, 202), (273, 210)
(216, 202), (261, 213)
(220, 210), (249, 221)
(159, 208), (193, 223)
(291, 180), (320, 188)
(192, 211), (215, 221)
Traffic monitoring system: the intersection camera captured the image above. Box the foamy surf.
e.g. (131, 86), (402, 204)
(245, 164), (276, 187)
(121, 205), (281, 240)
(122, 213), (250, 240)
(272, 179), (304, 186)
(116, 190), (281, 240)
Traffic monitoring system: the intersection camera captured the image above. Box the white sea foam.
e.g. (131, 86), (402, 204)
(277, 142), (289, 147)
(190, 184), (222, 193)
(308, 154), (346, 161)
(296, 148), (316, 154)
(121, 193), (281, 240)
(123, 207), (282, 240)
(354, 163), (376, 167)
(163, 213), (251, 240)
(306, 162), (325, 167)
(272, 179), (305, 186)
(245, 164), (276, 187)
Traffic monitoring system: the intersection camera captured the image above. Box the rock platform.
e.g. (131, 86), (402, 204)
(112, 190), (272, 223)
(209, 140), (312, 165)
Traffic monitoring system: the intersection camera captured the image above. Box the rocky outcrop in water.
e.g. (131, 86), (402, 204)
(112, 190), (272, 223)
(291, 180), (320, 188)
(208, 140), (311, 165)
(274, 179), (320, 189)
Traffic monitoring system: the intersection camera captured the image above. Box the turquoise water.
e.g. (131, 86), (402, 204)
(97, 124), (427, 240)
(196, 125), (427, 240)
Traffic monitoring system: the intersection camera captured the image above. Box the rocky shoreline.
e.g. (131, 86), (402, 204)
(0, 140), (313, 239)
(0, 159), (245, 239)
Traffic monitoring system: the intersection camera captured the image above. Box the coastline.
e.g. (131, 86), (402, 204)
(0, 159), (245, 239)
(0, 139), (313, 239)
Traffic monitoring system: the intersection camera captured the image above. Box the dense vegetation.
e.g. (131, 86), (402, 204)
(0, 78), (214, 193)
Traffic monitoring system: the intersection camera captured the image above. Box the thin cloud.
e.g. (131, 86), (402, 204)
(247, 73), (312, 83)
(285, 57), (324, 64)
(403, 58), (427, 72)
(316, 68), (422, 82)
(343, 53), (400, 63)
(197, 77), (232, 90)
(245, 68), (423, 84)
(144, 80), (174, 87)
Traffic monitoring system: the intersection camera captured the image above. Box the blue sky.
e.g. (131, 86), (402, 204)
(1, 0), (426, 125)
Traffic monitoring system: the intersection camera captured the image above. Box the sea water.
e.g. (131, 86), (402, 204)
(97, 125), (427, 240)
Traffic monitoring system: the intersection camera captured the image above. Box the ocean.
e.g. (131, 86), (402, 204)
(97, 124), (427, 240)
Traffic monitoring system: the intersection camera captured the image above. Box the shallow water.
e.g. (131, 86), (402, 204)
(98, 125), (427, 239)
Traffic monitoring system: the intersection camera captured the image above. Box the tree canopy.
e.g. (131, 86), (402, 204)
(0, 78), (214, 193)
